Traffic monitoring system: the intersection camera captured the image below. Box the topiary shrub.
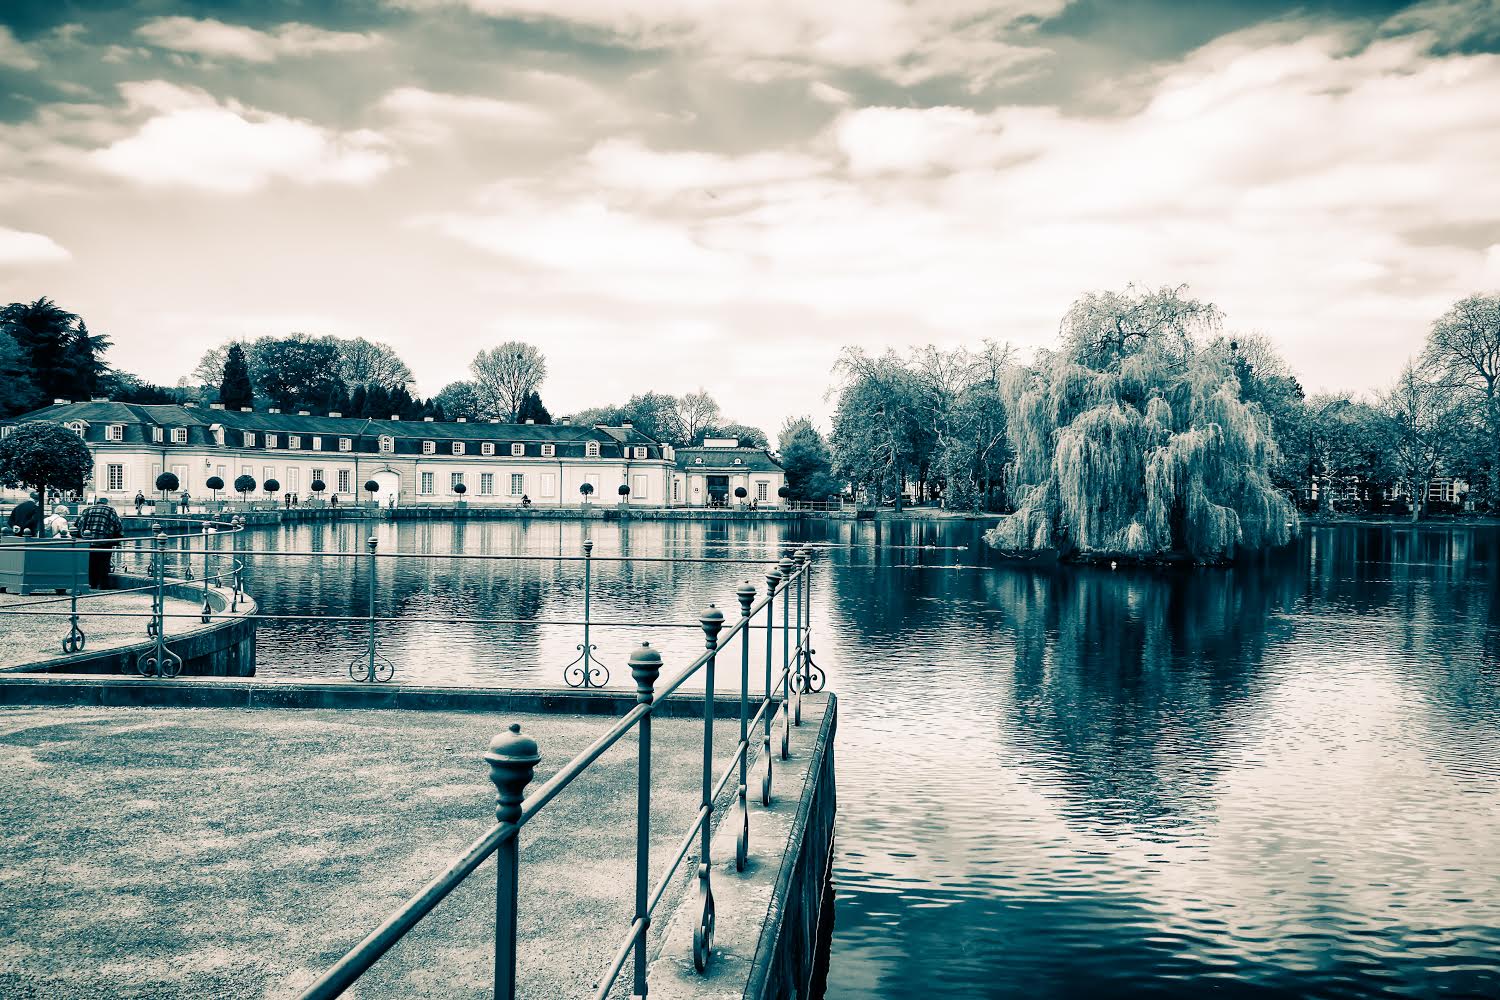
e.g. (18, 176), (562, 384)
(155, 471), (179, 496)
(0, 422), (92, 499)
(205, 476), (224, 497)
(309, 479), (326, 494)
(234, 474), (256, 498)
(263, 478), (281, 494)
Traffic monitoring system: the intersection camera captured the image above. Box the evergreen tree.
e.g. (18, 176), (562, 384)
(0, 297), (79, 402)
(219, 343), (255, 410)
(518, 389), (552, 424)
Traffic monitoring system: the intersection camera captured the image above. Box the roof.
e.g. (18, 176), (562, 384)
(675, 447), (784, 473)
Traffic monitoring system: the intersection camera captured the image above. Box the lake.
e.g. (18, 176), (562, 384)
(238, 517), (1500, 998)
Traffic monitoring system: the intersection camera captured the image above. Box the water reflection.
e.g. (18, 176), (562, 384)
(241, 518), (1500, 998)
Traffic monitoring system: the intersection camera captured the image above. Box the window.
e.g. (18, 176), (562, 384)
(632, 473), (647, 498)
(107, 464), (125, 491)
(264, 466), (275, 486)
(481, 442), (495, 456)
(289, 435), (302, 449)
(153, 427), (164, 443)
(243, 432), (256, 447)
(673, 480), (680, 502)
(265, 433), (278, 448)
(106, 425), (123, 442)
(694, 457), (703, 465)
(339, 437), (352, 452)
(757, 481), (769, 501)
(379, 435), (394, 453)
(541, 443), (555, 458)
(480, 473), (494, 495)
(338, 469), (351, 494)
(420, 472), (434, 494)
(422, 440), (435, 455)
(541, 473), (556, 498)
(586, 441), (600, 458)
(311, 468), (325, 488)
(450, 472), (465, 493)
(511, 443), (524, 457)
(453, 442), (465, 455)
(171, 427), (188, 444)
(732, 457), (743, 465)
(67, 421), (86, 436)
(510, 473), (525, 496)
(311, 436), (322, 451)
(633, 446), (647, 459)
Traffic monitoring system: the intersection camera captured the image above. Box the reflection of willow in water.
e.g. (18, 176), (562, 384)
(993, 563), (1303, 833)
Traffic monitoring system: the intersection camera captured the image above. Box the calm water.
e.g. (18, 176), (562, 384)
(241, 518), (1500, 998)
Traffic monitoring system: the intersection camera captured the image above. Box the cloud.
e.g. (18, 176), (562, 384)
(135, 17), (383, 63)
(90, 82), (395, 193)
(392, 0), (1061, 84)
(0, 25), (40, 70)
(0, 227), (71, 264)
(581, 138), (827, 198)
(377, 86), (553, 144)
(808, 81), (852, 106)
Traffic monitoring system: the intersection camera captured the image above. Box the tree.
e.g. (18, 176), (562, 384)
(335, 337), (413, 393)
(205, 476), (224, 500)
(517, 389), (551, 425)
(1, 298), (79, 403)
(106, 371), (182, 405)
(987, 286), (1297, 563)
(777, 417), (841, 501)
(309, 479), (326, 494)
(1380, 361), (1457, 521)
(733, 485), (748, 504)
(435, 381), (484, 421)
(219, 343), (255, 410)
(1423, 294), (1500, 507)
(61, 321), (111, 399)
(253, 334), (347, 411)
(264, 479), (281, 497)
(0, 330), (41, 416)
(470, 342), (546, 422)
(829, 348), (928, 508)
(0, 422), (93, 498)
(679, 390), (720, 445)
(234, 474), (256, 499)
(155, 471), (179, 498)
(579, 482), (595, 498)
(618, 483), (630, 497)
(621, 392), (683, 444)
(700, 421), (768, 448)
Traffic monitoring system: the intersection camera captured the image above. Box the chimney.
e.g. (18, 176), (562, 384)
(52, 398), (67, 405)
(621, 421), (633, 429)
(423, 416), (434, 422)
(489, 418), (500, 423)
(91, 396), (110, 403)
(184, 402), (198, 408)
(240, 407), (252, 412)
(268, 407), (280, 414)
(524, 418), (535, 425)
(456, 417), (467, 422)
(561, 418), (570, 425)
(298, 410), (310, 416)
(210, 403), (225, 410)
(390, 415), (400, 421)
(329, 411), (341, 418)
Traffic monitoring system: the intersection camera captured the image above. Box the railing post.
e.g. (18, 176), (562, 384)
(792, 549), (808, 726)
(63, 531), (86, 654)
(734, 581), (756, 871)
(629, 642), (663, 998)
(365, 536), (378, 680)
(231, 516), (244, 612)
(694, 605), (724, 973)
(777, 557), (795, 760)
(149, 523), (165, 639)
(761, 566), (781, 806)
(566, 539), (607, 688)
(485, 724), (540, 1000)
(200, 525), (213, 623)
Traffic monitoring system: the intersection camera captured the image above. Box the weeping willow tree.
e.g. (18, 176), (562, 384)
(987, 285), (1298, 563)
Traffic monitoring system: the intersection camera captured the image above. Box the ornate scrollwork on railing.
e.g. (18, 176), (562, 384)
(794, 647), (827, 694)
(136, 646), (183, 678)
(61, 622), (86, 655)
(348, 653), (395, 683)
(692, 863), (716, 973)
(562, 644), (610, 688)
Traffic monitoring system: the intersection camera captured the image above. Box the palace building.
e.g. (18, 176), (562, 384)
(1, 401), (786, 508)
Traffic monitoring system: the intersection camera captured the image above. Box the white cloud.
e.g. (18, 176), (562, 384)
(393, 0), (1060, 84)
(0, 25), (40, 70)
(582, 138), (826, 197)
(377, 86), (553, 144)
(0, 227), (71, 264)
(135, 17), (382, 63)
(808, 81), (852, 106)
(90, 82), (394, 193)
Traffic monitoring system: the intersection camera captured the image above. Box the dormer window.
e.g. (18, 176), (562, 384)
(243, 431), (256, 447)
(289, 435), (301, 449)
(510, 443), (524, 457)
(265, 434), (278, 448)
(694, 457), (703, 465)
(106, 424), (124, 442)
(541, 444), (555, 458)
(311, 436), (322, 451)
(339, 437), (352, 452)
(379, 435), (394, 453)
(152, 427), (165, 443)
(171, 427), (188, 444)
(633, 446), (647, 459)
(453, 442), (465, 455)
(481, 442), (495, 456)
(732, 457), (742, 465)
(423, 441), (435, 455)
(66, 421), (86, 437)
(586, 441), (600, 458)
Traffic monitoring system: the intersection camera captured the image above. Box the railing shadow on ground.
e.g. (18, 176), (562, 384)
(0, 520), (824, 998)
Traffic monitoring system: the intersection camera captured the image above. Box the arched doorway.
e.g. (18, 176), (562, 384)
(371, 469), (401, 507)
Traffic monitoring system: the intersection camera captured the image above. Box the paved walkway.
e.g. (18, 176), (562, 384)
(0, 704), (753, 999)
(0, 591), (205, 668)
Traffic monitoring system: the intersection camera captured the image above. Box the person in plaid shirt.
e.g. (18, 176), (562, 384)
(76, 497), (124, 590)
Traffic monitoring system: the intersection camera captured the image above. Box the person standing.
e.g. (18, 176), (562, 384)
(76, 496), (124, 590)
(134, 491), (146, 515)
(180, 490), (192, 514)
(8, 492), (43, 536)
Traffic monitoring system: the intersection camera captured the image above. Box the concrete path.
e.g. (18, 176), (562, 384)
(0, 591), (204, 668)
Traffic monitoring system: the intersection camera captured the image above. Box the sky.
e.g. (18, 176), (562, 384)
(2, 0), (1499, 436)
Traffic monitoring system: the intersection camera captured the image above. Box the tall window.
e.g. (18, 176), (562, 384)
(757, 481), (769, 501)
(311, 436), (323, 451)
(153, 427), (164, 443)
(107, 465), (124, 491)
(338, 469), (352, 493)
(480, 473), (494, 495)
(311, 468), (325, 487)
(586, 441), (600, 457)
(453, 442), (465, 455)
(450, 472), (465, 493)
(243, 432), (256, 447)
(510, 443), (524, 457)
(541, 443), (555, 457)
(265, 434), (278, 448)
(420, 472), (434, 495)
(379, 435), (394, 453)
(510, 473), (524, 496)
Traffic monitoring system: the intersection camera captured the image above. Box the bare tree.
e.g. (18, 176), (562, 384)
(469, 342), (547, 423)
(678, 389), (720, 445)
(191, 344), (230, 388)
(1381, 361), (1454, 521)
(336, 337), (413, 392)
(1423, 293), (1500, 505)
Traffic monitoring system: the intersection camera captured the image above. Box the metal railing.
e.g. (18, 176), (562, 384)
(292, 548), (819, 1000)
